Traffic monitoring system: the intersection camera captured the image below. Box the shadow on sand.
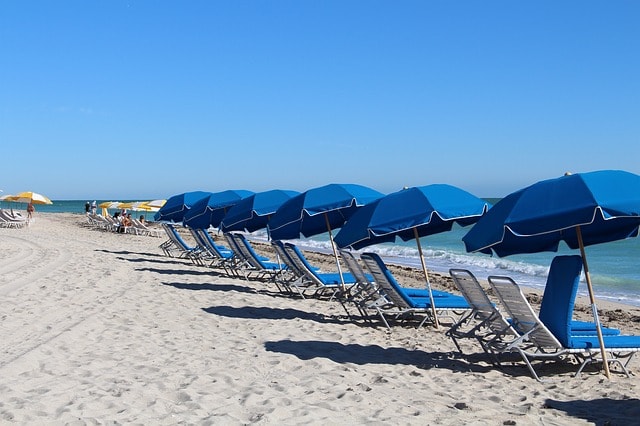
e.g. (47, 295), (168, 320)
(202, 305), (349, 325)
(264, 339), (492, 373)
(162, 282), (256, 294)
(544, 397), (640, 425)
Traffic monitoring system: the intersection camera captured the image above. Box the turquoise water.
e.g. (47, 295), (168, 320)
(284, 226), (640, 308)
(15, 200), (640, 307)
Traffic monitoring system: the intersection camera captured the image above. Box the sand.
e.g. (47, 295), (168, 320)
(0, 213), (639, 424)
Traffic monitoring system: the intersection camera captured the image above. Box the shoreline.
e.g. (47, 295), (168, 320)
(1, 212), (638, 424)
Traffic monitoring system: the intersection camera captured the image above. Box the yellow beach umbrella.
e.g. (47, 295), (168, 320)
(99, 201), (120, 208)
(117, 202), (135, 210)
(145, 199), (166, 208)
(10, 191), (53, 205)
(131, 201), (155, 211)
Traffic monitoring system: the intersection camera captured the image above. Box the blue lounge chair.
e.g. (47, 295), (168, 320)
(188, 227), (236, 272)
(269, 240), (308, 294)
(159, 223), (197, 258)
(360, 252), (470, 329)
(447, 269), (519, 355)
(337, 249), (387, 323)
(488, 274), (640, 381)
(225, 233), (289, 285)
(282, 242), (358, 299)
(539, 255), (620, 336)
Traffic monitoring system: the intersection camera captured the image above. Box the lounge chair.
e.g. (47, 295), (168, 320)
(360, 252), (470, 329)
(87, 214), (113, 231)
(188, 227), (236, 271)
(225, 233), (289, 285)
(0, 210), (27, 228)
(539, 255), (620, 336)
(159, 223), (197, 258)
(281, 242), (358, 299)
(338, 249), (388, 324)
(270, 240), (307, 294)
(131, 218), (162, 237)
(487, 274), (640, 381)
(447, 269), (518, 355)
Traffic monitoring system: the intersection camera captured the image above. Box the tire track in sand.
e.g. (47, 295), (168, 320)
(0, 234), (71, 296)
(0, 230), (144, 369)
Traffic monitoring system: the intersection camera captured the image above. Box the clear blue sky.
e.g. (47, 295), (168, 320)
(1, 1), (638, 200)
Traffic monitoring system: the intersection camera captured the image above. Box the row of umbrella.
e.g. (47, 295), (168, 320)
(155, 170), (640, 379)
(98, 199), (166, 213)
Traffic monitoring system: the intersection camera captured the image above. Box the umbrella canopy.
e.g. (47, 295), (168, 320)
(98, 201), (121, 209)
(183, 190), (254, 229)
(8, 191), (53, 205)
(335, 184), (491, 250)
(130, 201), (156, 212)
(462, 169), (640, 379)
(463, 170), (640, 256)
(268, 183), (384, 240)
(154, 191), (211, 222)
(268, 183), (384, 289)
(335, 184), (490, 327)
(117, 202), (135, 210)
(220, 189), (300, 233)
(145, 199), (166, 208)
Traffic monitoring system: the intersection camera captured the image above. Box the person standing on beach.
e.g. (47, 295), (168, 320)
(85, 201), (91, 214)
(91, 200), (97, 215)
(27, 202), (35, 221)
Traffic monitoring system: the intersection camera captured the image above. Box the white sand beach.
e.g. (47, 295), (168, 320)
(1, 213), (639, 424)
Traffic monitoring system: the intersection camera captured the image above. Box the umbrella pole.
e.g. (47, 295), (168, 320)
(414, 228), (439, 328)
(576, 226), (611, 379)
(324, 213), (347, 292)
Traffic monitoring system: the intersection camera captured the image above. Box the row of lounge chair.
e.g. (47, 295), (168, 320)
(0, 210), (27, 228)
(157, 223), (639, 382)
(86, 213), (162, 237)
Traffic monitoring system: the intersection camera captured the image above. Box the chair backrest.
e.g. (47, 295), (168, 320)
(223, 232), (245, 258)
(188, 227), (207, 250)
(164, 223), (194, 250)
(449, 269), (514, 336)
(488, 275), (563, 350)
(338, 249), (371, 285)
(283, 243), (323, 286)
(360, 252), (412, 309)
(538, 255), (583, 346)
(272, 240), (304, 277)
(196, 228), (232, 258)
(229, 233), (264, 268)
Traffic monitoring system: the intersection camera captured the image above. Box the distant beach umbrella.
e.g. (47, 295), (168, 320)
(220, 189), (300, 233)
(154, 191), (211, 222)
(183, 190), (255, 229)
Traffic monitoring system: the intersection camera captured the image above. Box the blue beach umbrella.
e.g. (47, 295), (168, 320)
(268, 183), (384, 287)
(183, 190), (254, 229)
(220, 189), (300, 233)
(335, 184), (490, 326)
(463, 169), (640, 378)
(268, 183), (384, 240)
(154, 191), (211, 222)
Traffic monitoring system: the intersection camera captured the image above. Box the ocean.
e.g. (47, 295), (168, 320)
(16, 199), (640, 308)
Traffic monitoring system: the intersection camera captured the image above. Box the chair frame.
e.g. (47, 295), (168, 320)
(487, 275), (638, 382)
(360, 252), (470, 330)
